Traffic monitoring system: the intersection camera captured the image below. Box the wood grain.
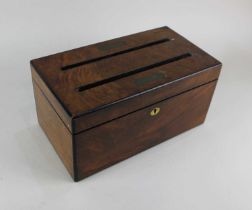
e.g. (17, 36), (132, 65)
(73, 65), (220, 133)
(31, 26), (222, 181)
(31, 26), (221, 119)
(33, 82), (74, 179)
(75, 81), (217, 180)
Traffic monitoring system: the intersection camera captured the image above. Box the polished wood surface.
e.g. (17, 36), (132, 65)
(73, 65), (220, 133)
(31, 65), (72, 132)
(31, 26), (221, 130)
(33, 82), (74, 178)
(31, 26), (222, 181)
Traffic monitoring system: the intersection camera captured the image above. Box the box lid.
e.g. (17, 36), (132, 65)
(31, 26), (221, 134)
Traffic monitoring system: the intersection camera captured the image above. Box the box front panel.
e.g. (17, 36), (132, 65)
(75, 81), (217, 180)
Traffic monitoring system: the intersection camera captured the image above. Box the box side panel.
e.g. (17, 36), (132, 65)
(75, 80), (217, 181)
(33, 82), (74, 179)
(31, 64), (72, 133)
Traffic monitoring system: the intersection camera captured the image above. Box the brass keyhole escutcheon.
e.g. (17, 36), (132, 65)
(150, 107), (160, 116)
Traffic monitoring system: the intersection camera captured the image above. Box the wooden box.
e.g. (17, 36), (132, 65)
(31, 26), (222, 181)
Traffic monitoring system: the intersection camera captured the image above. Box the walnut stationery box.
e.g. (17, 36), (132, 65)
(31, 26), (222, 181)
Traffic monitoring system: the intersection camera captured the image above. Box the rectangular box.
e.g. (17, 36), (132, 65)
(31, 26), (222, 181)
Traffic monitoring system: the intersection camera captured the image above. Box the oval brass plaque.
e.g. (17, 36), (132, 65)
(150, 107), (160, 116)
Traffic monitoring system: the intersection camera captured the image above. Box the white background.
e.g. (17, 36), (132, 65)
(1, 0), (252, 209)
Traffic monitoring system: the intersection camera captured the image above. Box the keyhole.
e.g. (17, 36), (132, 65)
(150, 107), (160, 116)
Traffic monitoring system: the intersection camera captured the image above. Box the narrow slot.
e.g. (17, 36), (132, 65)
(62, 38), (171, 70)
(77, 53), (192, 92)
